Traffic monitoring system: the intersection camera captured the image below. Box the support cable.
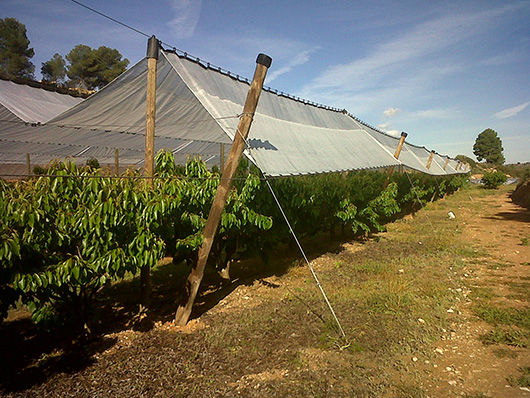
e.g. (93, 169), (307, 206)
(264, 178), (347, 338)
(234, 119), (347, 338)
(69, 0), (151, 39)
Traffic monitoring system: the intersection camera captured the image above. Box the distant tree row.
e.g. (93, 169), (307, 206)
(0, 17), (129, 90)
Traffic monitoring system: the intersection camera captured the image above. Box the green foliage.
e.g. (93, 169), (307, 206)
(482, 171), (507, 189)
(32, 165), (46, 175)
(1, 151), (465, 335)
(508, 366), (530, 388)
(85, 157), (100, 170)
(456, 154), (476, 169)
(0, 17), (35, 79)
(473, 128), (505, 165)
(41, 53), (66, 84)
(66, 44), (129, 90)
(2, 161), (165, 332)
(480, 327), (530, 348)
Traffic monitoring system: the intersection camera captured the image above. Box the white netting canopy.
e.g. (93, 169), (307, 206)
(0, 49), (467, 175)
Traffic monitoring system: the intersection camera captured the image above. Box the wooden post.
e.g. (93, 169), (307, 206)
(175, 53), (272, 326)
(115, 148), (119, 176)
(220, 143), (225, 171)
(26, 153), (31, 176)
(383, 132), (407, 188)
(426, 150), (435, 169)
(387, 132), (407, 177)
(443, 157), (449, 171)
(140, 35), (159, 308)
(145, 35), (158, 181)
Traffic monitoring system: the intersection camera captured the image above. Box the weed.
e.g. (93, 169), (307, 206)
(395, 384), (427, 398)
(480, 327), (530, 348)
(469, 287), (497, 300)
(508, 366), (530, 388)
(521, 237), (529, 246)
(492, 348), (518, 359)
(462, 393), (492, 398)
(352, 260), (387, 275)
(505, 282), (530, 300)
(364, 279), (413, 314)
(473, 304), (530, 329)
(485, 261), (515, 269)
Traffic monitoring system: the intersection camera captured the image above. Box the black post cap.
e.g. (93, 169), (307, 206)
(256, 53), (272, 68)
(147, 35), (159, 59)
(400, 132), (408, 138)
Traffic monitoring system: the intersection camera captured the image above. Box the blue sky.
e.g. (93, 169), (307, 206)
(2, 0), (529, 163)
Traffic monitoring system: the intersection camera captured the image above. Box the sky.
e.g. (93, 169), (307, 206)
(2, 0), (529, 163)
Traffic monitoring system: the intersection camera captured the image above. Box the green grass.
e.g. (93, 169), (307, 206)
(473, 304), (530, 329)
(469, 287), (497, 300)
(508, 366), (530, 388)
(7, 182), (524, 397)
(492, 348), (518, 359)
(480, 327), (530, 348)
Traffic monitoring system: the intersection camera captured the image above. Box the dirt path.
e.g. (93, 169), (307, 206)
(415, 189), (530, 397)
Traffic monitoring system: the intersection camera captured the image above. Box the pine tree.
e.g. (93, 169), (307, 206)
(0, 17), (35, 79)
(473, 128), (505, 165)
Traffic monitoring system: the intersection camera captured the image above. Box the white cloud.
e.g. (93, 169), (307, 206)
(305, 6), (517, 92)
(377, 122), (400, 136)
(298, 2), (528, 113)
(411, 108), (457, 119)
(385, 130), (401, 137)
(481, 49), (524, 66)
(383, 107), (400, 118)
(267, 48), (319, 82)
(168, 0), (202, 39)
(194, 34), (320, 85)
(494, 101), (530, 119)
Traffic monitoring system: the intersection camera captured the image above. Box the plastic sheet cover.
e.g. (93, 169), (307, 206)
(0, 79), (83, 123)
(2, 49), (466, 176)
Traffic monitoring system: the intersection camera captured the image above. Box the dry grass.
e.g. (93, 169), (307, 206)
(1, 184), (525, 397)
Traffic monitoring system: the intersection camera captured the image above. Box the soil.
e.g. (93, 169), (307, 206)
(1, 186), (529, 397)
(410, 188), (530, 397)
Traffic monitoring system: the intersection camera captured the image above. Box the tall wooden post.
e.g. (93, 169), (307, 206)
(140, 35), (159, 308)
(145, 36), (158, 181)
(387, 132), (407, 176)
(383, 132), (407, 188)
(443, 157), (449, 171)
(175, 53), (272, 326)
(426, 150), (435, 169)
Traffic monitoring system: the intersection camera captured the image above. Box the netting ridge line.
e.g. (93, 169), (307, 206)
(405, 172), (436, 233)
(264, 178), (347, 339)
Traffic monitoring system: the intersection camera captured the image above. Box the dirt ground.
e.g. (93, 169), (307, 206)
(410, 188), (530, 397)
(1, 186), (529, 397)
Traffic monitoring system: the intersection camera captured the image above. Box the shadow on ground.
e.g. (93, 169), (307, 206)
(486, 199), (530, 224)
(0, 230), (355, 394)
